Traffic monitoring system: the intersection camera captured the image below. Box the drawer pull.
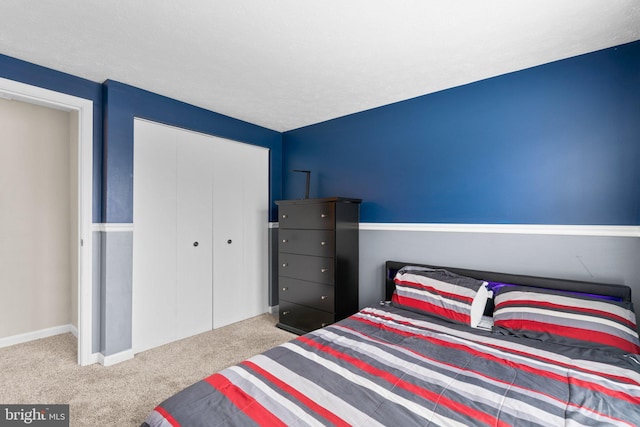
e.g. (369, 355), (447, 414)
(282, 311), (290, 316)
(320, 295), (328, 300)
(321, 268), (328, 273)
(320, 213), (328, 218)
(282, 263), (288, 268)
(282, 287), (288, 291)
(320, 241), (327, 246)
(282, 239), (288, 243)
(281, 214), (288, 219)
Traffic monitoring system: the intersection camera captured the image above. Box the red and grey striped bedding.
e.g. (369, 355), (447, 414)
(142, 306), (640, 427)
(492, 285), (640, 354)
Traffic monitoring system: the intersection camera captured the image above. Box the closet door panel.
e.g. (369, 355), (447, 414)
(176, 133), (214, 338)
(239, 143), (269, 322)
(132, 120), (178, 353)
(212, 141), (244, 328)
(212, 140), (268, 328)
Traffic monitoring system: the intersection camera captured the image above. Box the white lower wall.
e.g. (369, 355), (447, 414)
(269, 224), (640, 316)
(358, 226), (640, 316)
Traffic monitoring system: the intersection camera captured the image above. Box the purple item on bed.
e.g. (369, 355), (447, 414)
(485, 281), (622, 301)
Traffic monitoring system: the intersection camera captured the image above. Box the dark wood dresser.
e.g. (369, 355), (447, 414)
(275, 197), (361, 334)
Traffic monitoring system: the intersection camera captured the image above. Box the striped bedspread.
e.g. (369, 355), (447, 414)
(142, 306), (640, 426)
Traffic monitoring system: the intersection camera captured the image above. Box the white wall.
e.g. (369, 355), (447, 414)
(359, 229), (640, 322)
(0, 98), (73, 338)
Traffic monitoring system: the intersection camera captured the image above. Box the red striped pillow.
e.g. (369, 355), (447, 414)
(392, 267), (485, 325)
(493, 286), (640, 354)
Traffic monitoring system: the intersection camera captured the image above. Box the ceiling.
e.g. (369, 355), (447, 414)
(1, 1), (639, 132)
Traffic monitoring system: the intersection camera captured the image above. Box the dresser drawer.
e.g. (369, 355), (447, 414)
(279, 253), (334, 285)
(279, 277), (334, 312)
(279, 229), (335, 257)
(279, 203), (335, 229)
(279, 301), (335, 333)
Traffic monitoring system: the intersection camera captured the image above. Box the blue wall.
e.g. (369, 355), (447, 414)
(283, 41), (640, 226)
(0, 54), (104, 222)
(0, 56), (282, 224)
(103, 80), (283, 223)
(5, 39), (638, 227)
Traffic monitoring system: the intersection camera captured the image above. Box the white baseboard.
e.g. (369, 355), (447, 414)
(0, 324), (76, 349)
(268, 305), (279, 315)
(85, 352), (102, 365)
(0, 324), (105, 366)
(99, 349), (135, 366)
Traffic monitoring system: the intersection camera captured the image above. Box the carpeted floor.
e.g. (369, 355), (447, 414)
(0, 314), (295, 426)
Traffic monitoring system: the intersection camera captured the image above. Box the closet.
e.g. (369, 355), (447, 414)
(132, 119), (268, 353)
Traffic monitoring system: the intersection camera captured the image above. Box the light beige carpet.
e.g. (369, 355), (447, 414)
(0, 314), (295, 426)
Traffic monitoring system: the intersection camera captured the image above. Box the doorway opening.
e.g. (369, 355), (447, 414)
(0, 78), (93, 365)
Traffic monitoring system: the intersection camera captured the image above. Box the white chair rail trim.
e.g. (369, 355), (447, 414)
(92, 223), (134, 232)
(358, 223), (640, 237)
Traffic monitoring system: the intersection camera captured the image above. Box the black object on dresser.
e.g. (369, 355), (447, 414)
(275, 197), (361, 335)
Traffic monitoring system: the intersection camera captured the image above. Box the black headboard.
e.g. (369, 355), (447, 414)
(385, 260), (632, 302)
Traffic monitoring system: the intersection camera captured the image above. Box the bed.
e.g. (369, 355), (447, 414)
(142, 261), (640, 426)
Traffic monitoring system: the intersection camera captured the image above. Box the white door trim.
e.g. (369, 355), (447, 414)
(0, 77), (94, 366)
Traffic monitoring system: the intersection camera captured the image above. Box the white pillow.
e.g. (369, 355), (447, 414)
(470, 282), (490, 328)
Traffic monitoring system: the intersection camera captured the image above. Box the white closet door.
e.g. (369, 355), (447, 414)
(133, 120), (179, 353)
(134, 119), (269, 352)
(212, 139), (269, 328)
(134, 120), (215, 353)
(176, 132), (214, 338)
